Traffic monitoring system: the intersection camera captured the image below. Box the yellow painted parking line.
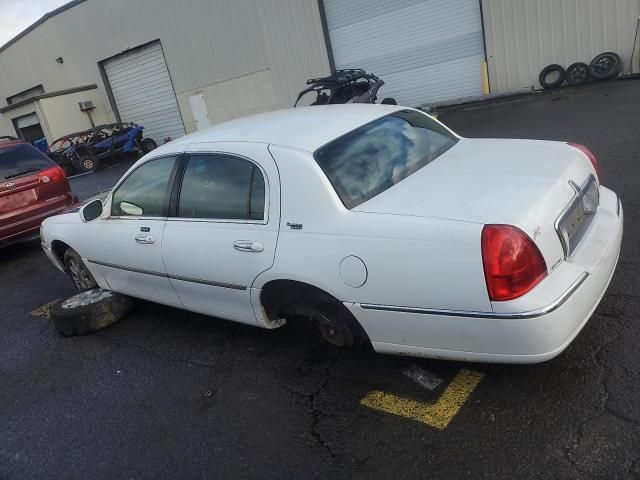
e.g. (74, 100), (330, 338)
(30, 299), (60, 319)
(360, 369), (484, 430)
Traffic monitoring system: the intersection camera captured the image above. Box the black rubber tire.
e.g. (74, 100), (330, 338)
(565, 62), (590, 86)
(539, 64), (566, 89)
(381, 97), (398, 105)
(64, 248), (98, 291)
(78, 154), (98, 172)
(589, 52), (622, 81)
(50, 289), (134, 337)
(141, 137), (157, 153)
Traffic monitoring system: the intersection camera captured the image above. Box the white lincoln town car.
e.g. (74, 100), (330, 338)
(41, 104), (622, 363)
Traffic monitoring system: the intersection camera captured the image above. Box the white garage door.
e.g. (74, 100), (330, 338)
(323, 0), (485, 106)
(103, 41), (185, 142)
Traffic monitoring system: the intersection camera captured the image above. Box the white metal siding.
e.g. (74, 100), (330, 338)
(323, 0), (486, 106)
(482, 0), (640, 93)
(103, 42), (185, 141)
(15, 112), (39, 129)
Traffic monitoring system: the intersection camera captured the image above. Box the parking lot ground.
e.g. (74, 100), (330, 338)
(2, 80), (640, 479)
(68, 155), (138, 200)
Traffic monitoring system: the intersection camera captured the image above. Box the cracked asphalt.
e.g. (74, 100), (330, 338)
(1, 80), (639, 479)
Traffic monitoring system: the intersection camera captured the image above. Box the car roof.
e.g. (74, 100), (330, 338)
(0, 137), (25, 148)
(166, 104), (407, 153)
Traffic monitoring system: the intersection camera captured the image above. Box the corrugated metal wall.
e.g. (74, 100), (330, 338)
(323, 0), (486, 106)
(482, 0), (640, 93)
(103, 41), (186, 142)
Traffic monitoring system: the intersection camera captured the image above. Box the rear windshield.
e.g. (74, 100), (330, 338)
(0, 143), (53, 180)
(314, 110), (458, 209)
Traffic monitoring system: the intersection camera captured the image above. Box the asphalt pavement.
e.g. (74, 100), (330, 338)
(68, 156), (137, 200)
(1, 80), (639, 479)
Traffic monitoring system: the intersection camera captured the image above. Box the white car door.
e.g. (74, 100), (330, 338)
(162, 142), (280, 324)
(86, 155), (182, 307)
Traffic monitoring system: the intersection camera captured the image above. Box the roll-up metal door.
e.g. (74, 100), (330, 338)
(322, 0), (485, 106)
(15, 113), (40, 129)
(103, 41), (185, 142)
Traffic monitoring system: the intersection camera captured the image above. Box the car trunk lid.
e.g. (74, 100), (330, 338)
(354, 138), (597, 266)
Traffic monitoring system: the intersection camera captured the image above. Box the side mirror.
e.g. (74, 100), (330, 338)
(119, 201), (143, 216)
(80, 199), (103, 222)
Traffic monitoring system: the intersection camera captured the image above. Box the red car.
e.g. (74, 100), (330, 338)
(0, 137), (78, 247)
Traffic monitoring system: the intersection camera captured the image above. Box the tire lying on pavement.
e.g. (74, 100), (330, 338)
(539, 64), (566, 89)
(565, 62), (590, 85)
(50, 288), (134, 337)
(588, 52), (622, 81)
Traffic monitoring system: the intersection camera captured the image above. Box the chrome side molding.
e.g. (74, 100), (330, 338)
(360, 272), (589, 320)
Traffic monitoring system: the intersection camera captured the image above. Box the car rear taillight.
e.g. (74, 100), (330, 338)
(38, 165), (65, 184)
(569, 143), (601, 179)
(481, 225), (547, 302)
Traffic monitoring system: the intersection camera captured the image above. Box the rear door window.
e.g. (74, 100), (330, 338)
(314, 110), (458, 209)
(0, 143), (53, 180)
(178, 154), (266, 220)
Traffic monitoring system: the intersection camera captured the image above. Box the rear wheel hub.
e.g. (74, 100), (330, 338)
(314, 312), (353, 347)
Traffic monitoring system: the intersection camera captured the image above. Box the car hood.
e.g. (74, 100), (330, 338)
(353, 138), (594, 228)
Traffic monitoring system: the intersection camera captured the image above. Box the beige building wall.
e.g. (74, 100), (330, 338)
(0, 0), (331, 136)
(0, 102), (46, 139)
(37, 88), (110, 141)
(482, 0), (640, 93)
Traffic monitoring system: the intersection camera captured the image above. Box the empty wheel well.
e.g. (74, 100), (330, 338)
(260, 280), (339, 321)
(51, 240), (71, 267)
(260, 279), (369, 346)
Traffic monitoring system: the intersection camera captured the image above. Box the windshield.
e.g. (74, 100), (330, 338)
(0, 143), (53, 180)
(314, 110), (458, 209)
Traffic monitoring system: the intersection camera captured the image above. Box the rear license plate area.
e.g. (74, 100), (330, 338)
(556, 175), (599, 258)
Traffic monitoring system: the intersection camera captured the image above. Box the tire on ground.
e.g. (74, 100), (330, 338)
(565, 62), (590, 86)
(538, 64), (566, 89)
(381, 97), (398, 105)
(50, 289), (134, 336)
(589, 52), (622, 81)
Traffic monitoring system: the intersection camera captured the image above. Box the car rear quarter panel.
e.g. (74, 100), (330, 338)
(259, 146), (491, 313)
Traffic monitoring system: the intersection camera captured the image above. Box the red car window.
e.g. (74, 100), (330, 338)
(1, 143), (55, 180)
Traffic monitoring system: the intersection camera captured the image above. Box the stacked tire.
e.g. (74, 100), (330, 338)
(565, 62), (589, 86)
(588, 52), (623, 81)
(539, 64), (566, 89)
(539, 52), (622, 89)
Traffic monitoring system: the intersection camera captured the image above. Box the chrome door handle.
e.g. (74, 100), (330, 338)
(233, 240), (264, 253)
(135, 234), (155, 244)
